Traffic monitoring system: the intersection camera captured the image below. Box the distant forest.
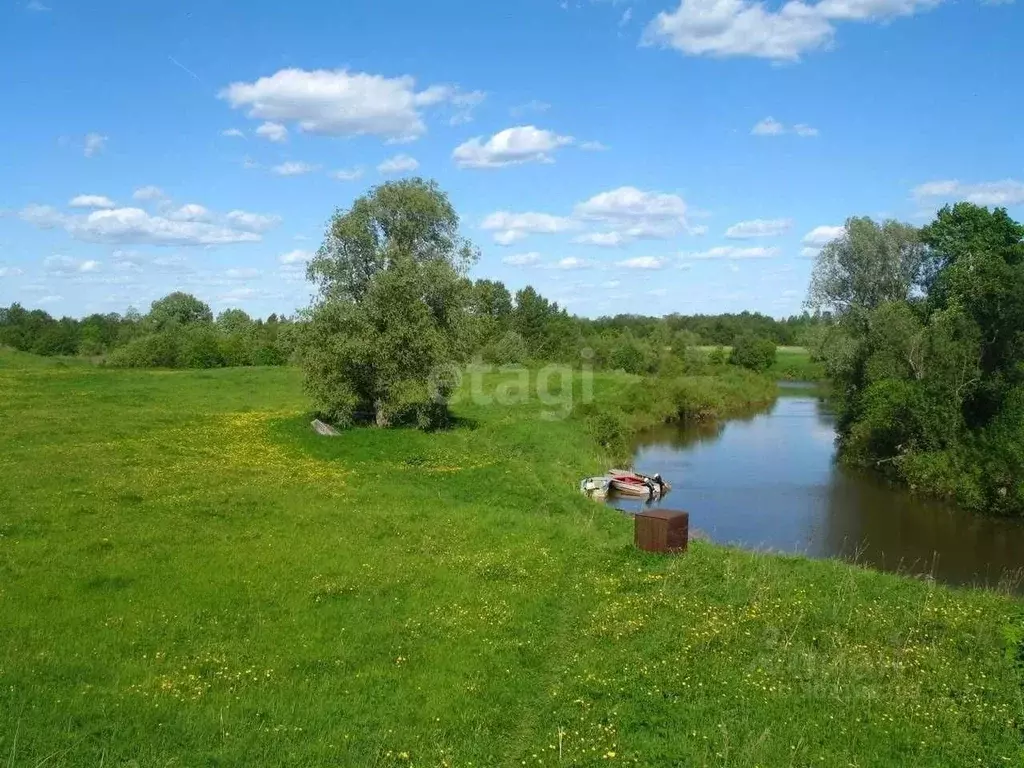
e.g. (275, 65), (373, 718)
(0, 287), (823, 373)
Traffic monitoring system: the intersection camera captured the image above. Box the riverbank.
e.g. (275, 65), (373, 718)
(1, 351), (1021, 766)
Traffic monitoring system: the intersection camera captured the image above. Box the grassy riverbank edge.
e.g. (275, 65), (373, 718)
(1, 350), (1022, 766)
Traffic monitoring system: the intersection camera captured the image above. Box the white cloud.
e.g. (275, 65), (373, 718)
(377, 154), (419, 174)
(272, 161), (319, 176)
(573, 231), (627, 247)
(221, 128), (246, 138)
(330, 167), (364, 181)
(549, 257), (591, 270)
(84, 133), (107, 157)
(226, 211), (282, 232)
(26, 1), (51, 10)
(574, 186), (689, 239)
(509, 100), (551, 117)
(802, 224), (845, 246)
(618, 256), (667, 269)
(481, 211), (579, 245)
(752, 117), (818, 136)
(166, 204), (212, 222)
(752, 117), (786, 136)
(256, 121), (289, 142)
(725, 218), (793, 238)
(912, 178), (1024, 207)
(691, 224), (709, 236)
(685, 245), (779, 259)
(279, 249), (312, 265)
(453, 125), (575, 168)
(21, 202), (279, 247)
(19, 204), (63, 228)
(620, 7), (634, 24)
(502, 251), (542, 266)
(44, 255), (102, 276)
(644, 0), (940, 62)
(0, 266), (25, 277)
(132, 186), (166, 202)
(69, 194), (116, 209)
(801, 246), (821, 258)
(219, 68), (474, 142)
(580, 140), (609, 151)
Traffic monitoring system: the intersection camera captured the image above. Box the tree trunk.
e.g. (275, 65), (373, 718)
(374, 399), (390, 428)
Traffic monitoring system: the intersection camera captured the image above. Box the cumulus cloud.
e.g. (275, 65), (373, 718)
(501, 251), (542, 266)
(802, 224), (845, 246)
(19, 200), (280, 247)
(684, 245), (779, 259)
(166, 204), (212, 222)
(69, 195), (116, 209)
(644, 0), (939, 62)
(272, 161), (319, 176)
(725, 218), (793, 238)
(573, 231), (627, 247)
(617, 256), (667, 269)
(912, 178), (1024, 207)
(377, 154), (419, 174)
(219, 68), (476, 142)
(256, 121), (289, 142)
(547, 257), (591, 270)
(452, 126), (575, 168)
(752, 117), (819, 136)
(481, 211), (580, 245)
(330, 167), (364, 181)
(0, 266), (25, 277)
(83, 133), (107, 157)
(574, 186), (690, 240)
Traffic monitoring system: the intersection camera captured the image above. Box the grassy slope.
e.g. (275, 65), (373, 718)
(0, 350), (1020, 767)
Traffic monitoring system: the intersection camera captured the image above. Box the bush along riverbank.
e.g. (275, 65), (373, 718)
(576, 367), (778, 463)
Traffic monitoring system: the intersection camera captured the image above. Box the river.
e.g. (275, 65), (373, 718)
(608, 384), (1024, 592)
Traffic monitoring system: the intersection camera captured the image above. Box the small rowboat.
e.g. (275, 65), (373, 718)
(579, 476), (611, 497)
(607, 469), (670, 498)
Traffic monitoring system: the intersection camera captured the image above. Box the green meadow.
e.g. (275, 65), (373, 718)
(0, 349), (1020, 766)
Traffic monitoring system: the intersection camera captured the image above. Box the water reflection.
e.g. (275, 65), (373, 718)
(609, 390), (1024, 592)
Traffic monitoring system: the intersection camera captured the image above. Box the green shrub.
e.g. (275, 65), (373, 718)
(729, 335), (777, 372)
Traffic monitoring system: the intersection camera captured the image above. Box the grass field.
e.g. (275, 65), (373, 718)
(1, 349), (1021, 766)
(695, 346), (827, 381)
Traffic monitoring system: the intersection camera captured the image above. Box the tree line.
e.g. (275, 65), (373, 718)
(808, 204), (1024, 516)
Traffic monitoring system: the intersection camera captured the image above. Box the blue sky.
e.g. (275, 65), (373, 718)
(1, 0), (1021, 320)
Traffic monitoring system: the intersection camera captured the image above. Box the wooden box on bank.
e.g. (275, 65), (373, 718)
(634, 509), (689, 553)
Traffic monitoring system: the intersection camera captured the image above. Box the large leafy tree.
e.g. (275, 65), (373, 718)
(814, 203), (1024, 514)
(147, 292), (213, 330)
(806, 217), (926, 319)
(302, 179), (477, 428)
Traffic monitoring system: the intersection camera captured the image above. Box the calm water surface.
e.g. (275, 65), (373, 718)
(608, 386), (1024, 591)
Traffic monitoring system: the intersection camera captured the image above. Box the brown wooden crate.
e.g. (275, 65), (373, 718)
(634, 509), (689, 553)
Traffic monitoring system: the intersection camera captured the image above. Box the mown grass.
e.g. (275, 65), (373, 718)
(0, 348), (1021, 767)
